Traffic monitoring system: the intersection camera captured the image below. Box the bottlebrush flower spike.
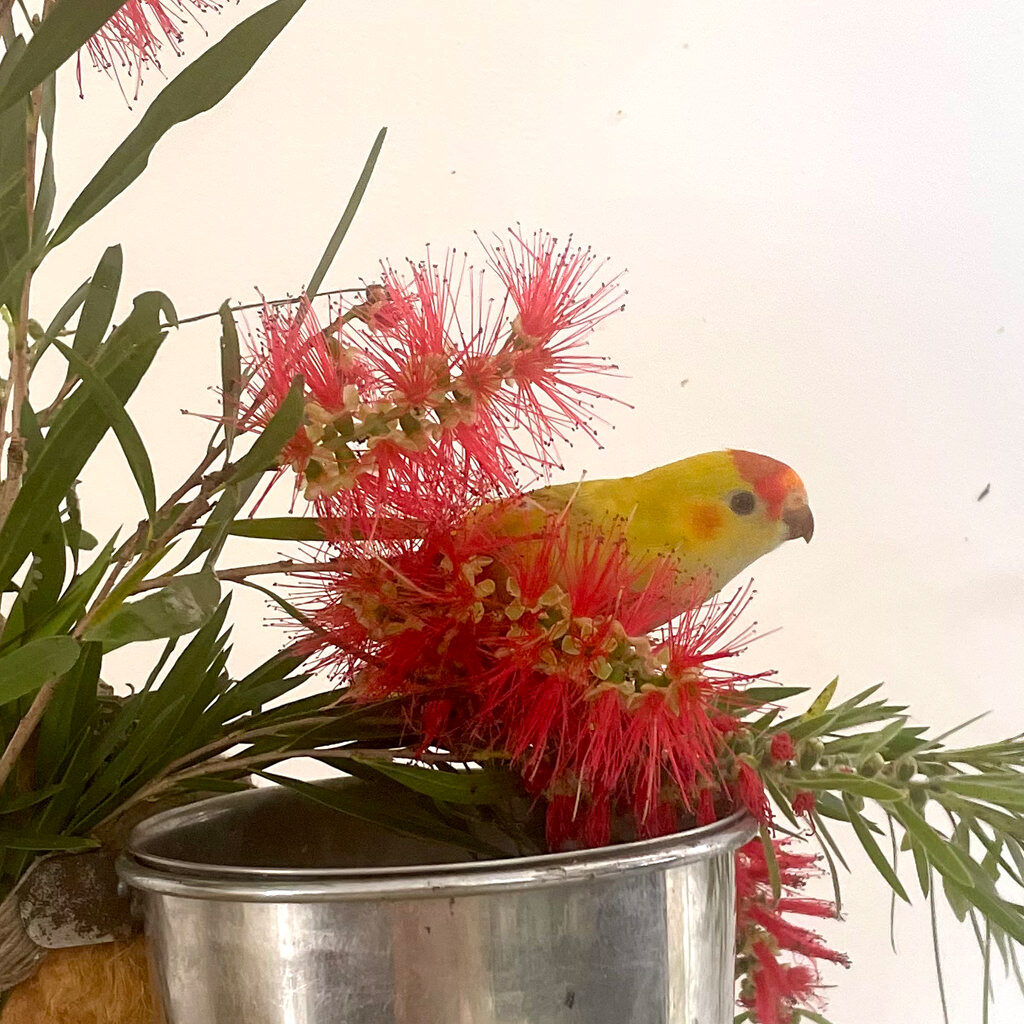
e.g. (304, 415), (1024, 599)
(302, 496), (774, 849)
(736, 838), (848, 1024)
(80, 1), (233, 100)
(234, 233), (623, 543)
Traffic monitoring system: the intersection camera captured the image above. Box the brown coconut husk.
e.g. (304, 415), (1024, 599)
(0, 937), (160, 1024)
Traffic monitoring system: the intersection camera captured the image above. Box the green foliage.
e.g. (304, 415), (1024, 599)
(84, 572), (221, 650)
(49, 0), (310, 250)
(0, 292), (168, 592)
(758, 678), (1024, 1011)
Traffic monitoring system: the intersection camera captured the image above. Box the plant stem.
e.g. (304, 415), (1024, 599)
(0, 76), (43, 529)
(0, 676), (56, 792)
(132, 557), (347, 593)
(174, 288), (366, 328)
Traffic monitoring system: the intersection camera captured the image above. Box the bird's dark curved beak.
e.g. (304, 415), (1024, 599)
(783, 503), (814, 543)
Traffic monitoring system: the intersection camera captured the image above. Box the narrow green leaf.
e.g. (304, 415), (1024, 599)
(0, 293), (166, 590)
(176, 473), (261, 571)
(36, 641), (101, 785)
(803, 677), (838, 719)
(0, 784), (63, 815)
(174, 777), (252, 795)
(84, 571), (221, 650)
(51, 339), (156, 518)
(219, 301), (242, 457)
(0, 36), (29, 310)
(843, 794), (910, 902)
(42, 279), (90, 345)
(759, 823), (781, 902)
(223, 375), (303, 486)
(72, 244), (122, 364)
(929, 879), (951, 1024)
(0, 636), (79, 707)
(736, 685), (809, 707)
(348, 759), (503, 805)
(33, 71), (56, 239)
(0, 831), (98, 852)
(306, 127), (386, 298)
(790, 773), (905, 802)
(257, 772), (506, 858)
(896, 802), (975, 888)
(229, 516), (327, 542)
(49, 0), (310, 248)
(236, 578), (311, 626)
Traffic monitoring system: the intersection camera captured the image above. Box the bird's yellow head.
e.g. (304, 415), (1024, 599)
(629, 449), (813, 593)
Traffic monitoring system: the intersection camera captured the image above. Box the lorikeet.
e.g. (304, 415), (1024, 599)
(505, 449), (813, 625)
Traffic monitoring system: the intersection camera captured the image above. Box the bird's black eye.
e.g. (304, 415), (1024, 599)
(729, 490), (756, 515)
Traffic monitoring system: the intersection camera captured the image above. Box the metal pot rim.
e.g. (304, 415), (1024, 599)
(120, 790), (755, 903)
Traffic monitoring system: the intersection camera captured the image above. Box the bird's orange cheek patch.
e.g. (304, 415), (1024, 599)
(686, 501), (725, 541)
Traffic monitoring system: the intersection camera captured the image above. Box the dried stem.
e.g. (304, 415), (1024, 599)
(0, 77), (43, 529)
(0, 676), (55, 793)
(174, 288), (366, 328)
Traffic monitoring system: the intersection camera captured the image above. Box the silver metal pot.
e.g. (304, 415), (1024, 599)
(120, 781), (754, 1024)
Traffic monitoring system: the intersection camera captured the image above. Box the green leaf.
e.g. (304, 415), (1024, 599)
(347, 759), (503, 805)
(803, 676), (838, 719)
(0, 36), (28, 310)
(219, 301), (242, 457)
(49, 0), (310, 249)
(0, 784), (64, 815)
(36, 641), (101, 785)
(84, 571), (221, 650)
(72, 245), (122, 365)
(0, 293), (166, 591)
(228, 516), (327, 542)
(791, 773), (905, 802)
(736, 684), (809, 707)
(306, 127), (386, 298)
(178, 474), (262, 572)
(0, 1), (135, 114)
(223, 375), (304, 486)
(33, 70), (56, 239)
(0, 830), (98, 852)
(43, 279), (90, 344)
(843, 794), (910, 902)
(759, 823), (781, 902)
(0, 636), (79, 707)
(51, 339), (156, 519)
(895, 802), (975, 888)
(174, 777), (252, 795)
(257, 773), (507, 858)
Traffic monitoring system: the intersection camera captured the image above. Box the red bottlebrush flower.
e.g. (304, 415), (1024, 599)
(769, 733), (795, 764)
(792, 791), (815, 817)
(696, 787), (717, 826)
(304, 486), (775, 850)
(480, 228), (626, 348)
(80, 1), (233, 100)
(736, 838), (847, 1024)
(234, 233), (623, 545)
(735, 761), (770, 822)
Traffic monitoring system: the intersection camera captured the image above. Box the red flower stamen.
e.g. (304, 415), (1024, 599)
(80, 1), (232, 100)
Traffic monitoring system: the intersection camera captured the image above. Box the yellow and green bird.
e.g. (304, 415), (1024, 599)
(518, 449), (813, 620)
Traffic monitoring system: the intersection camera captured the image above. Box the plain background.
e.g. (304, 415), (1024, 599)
(25, 1), (1024, 1020)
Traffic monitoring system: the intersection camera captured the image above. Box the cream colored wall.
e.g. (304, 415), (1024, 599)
(30, 2), (1024, 1020)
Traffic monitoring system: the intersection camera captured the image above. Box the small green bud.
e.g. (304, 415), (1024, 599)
(798, 738), (825, 770)
(895, 756), (917, 782)
(859, 752), (886, 777)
